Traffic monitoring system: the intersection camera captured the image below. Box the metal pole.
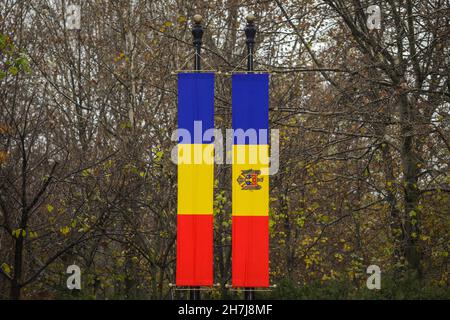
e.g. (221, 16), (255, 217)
(192, 14), (204, 71)
(189, 15), (204, 300)
(244, 289), (255, 300)
(245, 14), (256, 72)
(244, 14), (257, 299)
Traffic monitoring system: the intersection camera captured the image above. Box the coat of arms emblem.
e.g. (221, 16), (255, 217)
(237, 169), (263, 190)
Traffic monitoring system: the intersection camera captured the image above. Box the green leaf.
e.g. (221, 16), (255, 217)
(47, 204), (54, 213)
(17, 53), (30, 73)
(155, 150), (164, 162)
(0, 34), (5, 49)
(297, 217), (306, 227)
(8, 66), (18, 76)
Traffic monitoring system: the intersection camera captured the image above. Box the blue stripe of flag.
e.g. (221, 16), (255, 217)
(178, 73), (215, 144)
(232, 74), (269, 145)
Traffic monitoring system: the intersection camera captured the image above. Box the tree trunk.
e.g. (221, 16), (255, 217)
(381, 144), (404, 269)
(10, 235), (23, 300)
(399, 93), (421, 276)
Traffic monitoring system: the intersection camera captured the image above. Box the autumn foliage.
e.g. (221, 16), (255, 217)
(0, 1), (448, 299)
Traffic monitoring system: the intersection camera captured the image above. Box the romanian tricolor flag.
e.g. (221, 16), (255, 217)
(176, 73), (214, 286)
(232, 73), (270, 287)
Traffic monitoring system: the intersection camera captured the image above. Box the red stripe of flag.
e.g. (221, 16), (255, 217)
(232, 216), (269, 287)
(176, 215), (213, 286)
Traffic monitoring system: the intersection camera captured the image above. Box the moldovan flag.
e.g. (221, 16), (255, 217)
(232, 73), (270, 287)
(176, 73), (214, 286)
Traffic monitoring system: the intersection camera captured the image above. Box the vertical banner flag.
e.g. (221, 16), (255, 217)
(176, 73), (214, 286)
(232, 73), (270, 287)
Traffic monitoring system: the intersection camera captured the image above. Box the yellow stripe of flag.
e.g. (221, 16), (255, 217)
(178, 144), (214, 215)
(232, 145), (269, 216)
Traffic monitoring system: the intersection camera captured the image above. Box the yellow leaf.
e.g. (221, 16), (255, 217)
(12, 229), (21, 238)
(47, 204), (54, 213)
(60, 226), (70, 235)
(114, 53), (125, 62)
(0, 150), (8, 163)
(1, 263), (11, 274)
(334, 253), (344, 262)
